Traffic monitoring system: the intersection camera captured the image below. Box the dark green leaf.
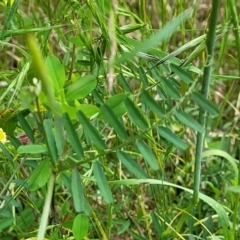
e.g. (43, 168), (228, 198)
(93, 161), (113, 204)
(141, 90), (164, 117)
(175, 109), (204, 133)
(192, 92), (219, 116)
(62, 113), (84, 158)
(17, 112), (35, 143)
(28, 159), (51, 191)
(170, 63), (193, 84)
(54, 117), (65, 156)
(100, 105), (128, 140)
(0, 218), (14, 232)
(156, 86), (167, 100)
(9, 136), (21, 149)
(117, 73), (132, 92)
(117, 151), (148, 178)
(98, 92), (130, 120)
(138, 67), (149, 87)
(136, 140), (159, 170)
(124, 98), (149, 130)
(158, 126), (188, 150)
(15, 208), (34, 231)
(43, 119), (58, 164)
(77, 60), (91, 66)
(71, 168), (86, 213)
(160, 76), (181, 100)
(77, 111), (106, 150)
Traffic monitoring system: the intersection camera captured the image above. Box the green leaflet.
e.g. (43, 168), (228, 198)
(141, 90), (164, 117)
(72, 214), (89, 240)
(117, 151), (148, 178)
(98, 92), (130, 120)
(65, 75), (97, 101)
(100, 104), (128, 140)
(158, 126), (188, 150)
(43, 119), (58, 164)
(136, 140), (159, 170)
(18, 144), (47, 154)
(159, 76), (181, 100)
(170, 63), (194, 84)
(77, 111), (106, 150)
(71, 168), (86, 213)
(174, 109), (204, 133)
(192, 91), (220, 116)
(93, 161), (113, 204)
(17, 112), (35, 143)
(62, 112), (84, 158)
(28, 159), (51, 191)
(45, 55), (65, 91)
(124, 98), (149, 130)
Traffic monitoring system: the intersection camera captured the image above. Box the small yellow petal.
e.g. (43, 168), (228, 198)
(0, 128), (7, 144)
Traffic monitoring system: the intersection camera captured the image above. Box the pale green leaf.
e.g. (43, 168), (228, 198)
(45, 55), (65, 90)
(18, 144), (47, 154)
(72, 214), (89, 240)
(65, 75), (97, 101)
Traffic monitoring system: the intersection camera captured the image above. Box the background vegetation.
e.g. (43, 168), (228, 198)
(0, 0), (239, 239)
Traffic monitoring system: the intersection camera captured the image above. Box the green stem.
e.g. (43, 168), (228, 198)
(37, 173), (55, 240)
(192, 0), (220, 204)
(228, 0), (240, 234)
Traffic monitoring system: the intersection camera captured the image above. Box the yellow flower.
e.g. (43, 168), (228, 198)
(1, 0), (14, 6)
(0, 128), (7, 144)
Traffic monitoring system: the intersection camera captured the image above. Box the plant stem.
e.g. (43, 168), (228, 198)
(37, 173), (55, 240)
(192, 0), (220, 204)
(228, 0), (240, 235)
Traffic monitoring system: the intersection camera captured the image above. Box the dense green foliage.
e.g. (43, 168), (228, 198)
(0, 0), (239, 239)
